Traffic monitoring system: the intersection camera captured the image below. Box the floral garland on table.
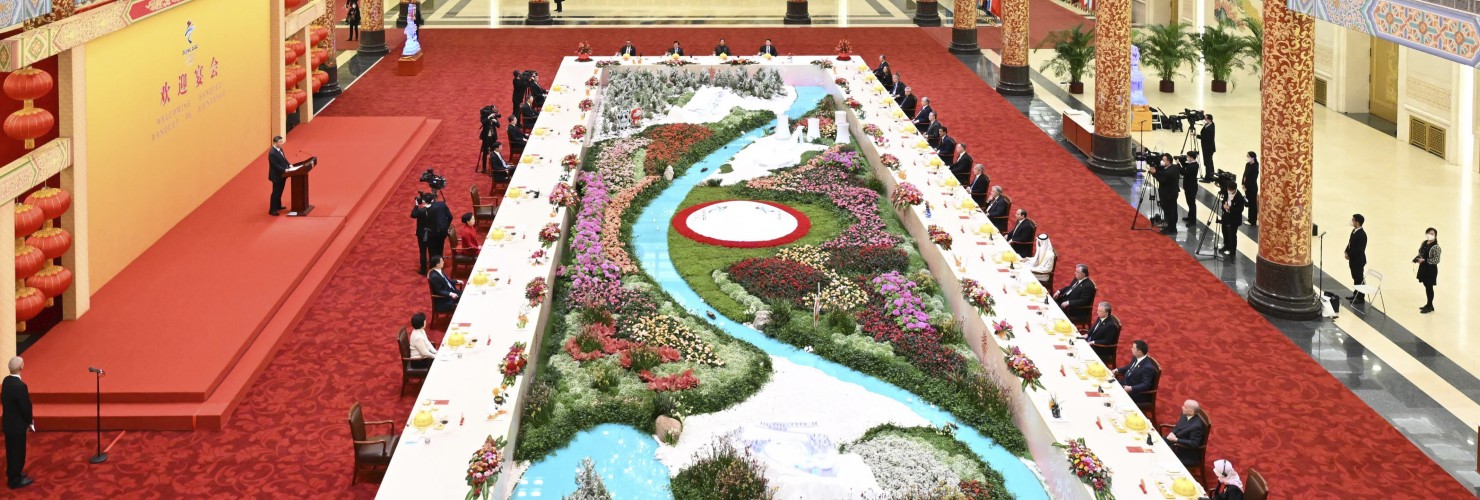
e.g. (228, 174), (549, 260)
(1054, 438), (1114, 500)
(1001, 346), (1045, 391)
(959, 278), (996, 316)
(525, 277), (548, 306)
(890, 182), (923, 208)
(464, 435), (507, 500)
(723, 58), (757, 66)
(578, 98), (594, 112)
(834, 77), (850, 93)
(880, 153), (900, 170)
(548, 182), (577, 209)
(845, 97), (862, 110)
(657, 57), (694, 67)
(499, 342), (529, 387)
(538, 223), (561, 247)
(928, 225), (953, 250)
(993, 319), (1015, 340)
(561, 153), (580, 170)
(570, 125), (587, 141)
(595, 60), (622, 68)
(810, 59), (834, 69)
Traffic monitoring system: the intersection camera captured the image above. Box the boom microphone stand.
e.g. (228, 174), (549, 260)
(88, 366), (107, 464)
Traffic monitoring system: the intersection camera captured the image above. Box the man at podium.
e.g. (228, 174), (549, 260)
(268, 136), (292, 216)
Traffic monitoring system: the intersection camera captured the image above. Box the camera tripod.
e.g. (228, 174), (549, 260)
(1177, 121), (1199, 156)
(1193, 197), (1225, 261)
(1129, 172), (1162, 231)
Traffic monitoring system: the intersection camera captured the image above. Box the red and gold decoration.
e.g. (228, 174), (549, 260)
(285, 0), (308, 11)
(23, 187), (70, 220)
(26, 226), (71, 259)
(285, 64), (306, 90)
(1001, 0), (1029, 67)
(3, 66), (57, 149)
(285, 39), (307, 63)
(309, 26), (330, 47)
(14, 203), (44, 238)
(14, 244), (46, 280)
(310, 48), (329, 68)
(26, 264), (72, 306)
(1092, 0), (1131, 141)
(15, 286), (45, 331)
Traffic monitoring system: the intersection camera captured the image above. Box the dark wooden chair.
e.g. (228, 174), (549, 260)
(1132, 360), (1161, 422)
(1158, 407), (1211, 487)
(1067, 304), (1093, 333)
(1088, 340), (1117, 367)
(470, 185), (497, 234)
(1244, 469), (1268, 500)
(348, 402), (399, 484)
(449, 231), (478, 282)
(397, 327), (429, 396)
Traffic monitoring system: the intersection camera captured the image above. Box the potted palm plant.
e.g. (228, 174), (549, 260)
(1192, 20), (1253, 92)
(1039, 24), (1096, 94)
(1242, 17), (1264, 73)
(1134, 22), (1197, 93)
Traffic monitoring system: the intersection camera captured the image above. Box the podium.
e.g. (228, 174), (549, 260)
(284, 156), (317, 216)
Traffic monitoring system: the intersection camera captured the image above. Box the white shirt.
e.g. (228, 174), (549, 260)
(409, 328), (437, 359)
(1030, 239), (1056, 276)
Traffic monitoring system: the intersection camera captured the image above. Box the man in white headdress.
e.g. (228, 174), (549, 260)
(1029, 233), (1056, 290)
(1211, 459), (1245, 500)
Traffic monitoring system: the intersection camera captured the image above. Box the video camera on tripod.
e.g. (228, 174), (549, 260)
(1157, 108), (1206, 133)
(419, 168), (447, 194)
(1212, 169), (1238, 189)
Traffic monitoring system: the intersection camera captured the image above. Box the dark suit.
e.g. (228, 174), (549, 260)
(478, 120), (500, 173)
(1219, 191), (1245, 253)
(1165, 413), (1207, 466)
(619, 45), (639, 56)
(1242, 159), (1259, 224)
(758, 44), (777, 56)
(935, 135), (957, 164)
(898, 94), (917, 118)
(412, 201), (453, 272)
(1085, 316), (1121, 365)
(489, 150), (511, 183)
(874, 61), (893, 88)
(913, 105), (933, 131)
(713, 44), (731, 56)
(1347, 227), (1368, 299)
(1055, 278), (1097, 323)
(665, 47), (685, 56)
(268, 146), (291, 214)
(924, 120), (942, 146)
(1008, 218), (1037, 258)
(969, 173), (990, 208)
(1116, 355), (1160, 405)
(1179, 158), (1200, 222)
(507, 123), (528, 153)
(890, 80), (905, 100)
(511, 75), (527, 111)
(2, 375), (31, 484)
(527, 82), (547, 108)
(1213, 483), (1245, 500)
(985, 196), (1011, 232)
(1152, 162), (1180, 232)
(428, 269), (461, 312)
(1199, 122), (1216, 178)
(950, 152), (973, 185)
(519, 102), (538, 129)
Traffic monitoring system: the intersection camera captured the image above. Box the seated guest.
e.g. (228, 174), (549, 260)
(1084, 301), (1120, 365)
(758, 38), (778, 56)
(1007, 208), (1037, 258)
(490, 147), (512, 184)
(428, 257), (462, 312)
(526, 72), (547, 108)
(456, 213), (482, 256)
(873, 54), (893, 87)
(407, 312), (437, 369)
(1028, 233), (1055, 290)
(1054, 263), (1098, 323)
(518, 94), (538, 130)
(890, 72), (905, 99)
(1164, 400), (1207, 467)
(934, 126), (957, 164)
(950, 144), (973, 186)
(713, 38), (731, 56)
(617, 40), (639, 56)
(1114, 340), (1159, 406)
(1211, 459), (1245, 500)
(968, 163), (990, 207)
(506, 116), (527, 153)
(913, 97), (934, 132)
(897, 87), (918, 117)
(924, 112), (943, 146)
(665, 40), (685, 56)
(985, 186), (1011, 232)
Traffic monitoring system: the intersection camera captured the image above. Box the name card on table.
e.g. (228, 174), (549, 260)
(1125, 446), (1154, 454)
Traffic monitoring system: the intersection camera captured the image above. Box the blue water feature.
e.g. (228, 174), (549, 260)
(518, 86), (1049, 500)
(516, 424), (671, 498)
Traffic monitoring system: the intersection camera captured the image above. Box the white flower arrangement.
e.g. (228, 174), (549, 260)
(849, 435), (964, 497)
(712, 270), (769, 316)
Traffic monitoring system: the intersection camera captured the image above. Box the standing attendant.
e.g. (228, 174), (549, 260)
(411, 193), (452, 274)
(1217, 180), (1244, 257)
(1179, 151), (1200, 223)
(345, 0), (361, 41)
(758, 39), (778, 56)
(1344, 214), (1367, 305)
(1241, 152), (1259, 225)
(554, 0), (563, 13)
(511, 71), (527, 111)
(1198, 114), (1217, 181)
(3, 357), (33, 489)
(713, 38), (732, 57)
(1414, 228), (1441, 313)
(267, 136), (293, 216)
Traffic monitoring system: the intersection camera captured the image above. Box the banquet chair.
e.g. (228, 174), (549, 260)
(1352, 268), (1388, 327)
(1244, 469), (1268, 500)
(1135, 362), (1161, 421)
(397, 328), (430, 396)
(470, 185), (498, 235)
(449, 232), (478, 282)
(348, 402), (400, 484)
(1158, 407), (1211, 487)
(1067, 304), (1093, 333)
(1088, 340), (1117, 367)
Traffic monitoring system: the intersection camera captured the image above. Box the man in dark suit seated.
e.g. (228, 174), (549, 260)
(3, 357), (34, 489)
(267, 136), (293, 216)
(506, 116), (527, 155)
(949, 144), (973, 185)
(985, 186), (1011, 232)
(488, 147), (512, 184)
(665, 41), (685, 56)
(1164, 400), (1207, 467)
(1114, 340), (1160, 407)
(923, 112), (943, 146)
(890, 72), (905, 100)
(518, 95), (538, 130)
(913, 97), (933, 132)
(1054, 264), (1098, 323)
(1007, 208), (1037, 258)
(1084, 302), (1121, 365)
(934, 126), (957, 164)
(757, 39), (778, 56)
(897, 87), (918, 117)
(713, 38), (731, 56)
(873, 54), (893, 87)
(526, 72), (547, 108)
(428, 257), (463, 312)
(618, 40), (639, 57)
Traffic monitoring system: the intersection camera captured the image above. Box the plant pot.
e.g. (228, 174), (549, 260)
(1068, 81), (1084, 94)
(1159, 80), (1174, 93)
(836, 51), (851, 61)
(1211, 80), (1228, 93)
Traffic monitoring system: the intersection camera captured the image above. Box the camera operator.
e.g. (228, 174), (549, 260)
(1178, 151), (1201, 223)
(1150, 153), (1180, 234)
(1217, 178), (1245, 257)
(411, 189), (453, 274)
(478, 106), (501, 173)
(1242, 151), (1259, 226)
(1198, 114), (1217, 182)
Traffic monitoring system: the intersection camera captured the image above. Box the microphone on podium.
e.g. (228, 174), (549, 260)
(88, 366), (105, 375)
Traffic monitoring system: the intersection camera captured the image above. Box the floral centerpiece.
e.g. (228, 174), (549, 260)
(575, 41), (593, 61)
(529, 248), (547, 265)
(595, 59), (622, 68)
(548, 182), (577, 208)
(724, 57), (757, 66)
(657, 57), (693, 67)
(538, 223), (561, 247)
(525, 277), (548, 306)
(959, 278), (996, 316)
(1001, 346), (1045, 391)
(836, 38), (853, 60)
(464, 435), (507, 500)
(880, 153), (900, 170)
(499, 342), (529, 387)
(845, 97), (862, 111)
(570, 124), (587, 141)
(560, 153), (580, 170)
(834, 77), (850, 93)
(993, 319), (1015, 340)
(890, 182), (923, 208)
(927, 224), (953, 250)
(578, 98), (594, 112)
(862, 123), (883, 138)
(585, 76), (599, 88)
(1054, 438), (1114, 499)
(810, 59), (834, 69)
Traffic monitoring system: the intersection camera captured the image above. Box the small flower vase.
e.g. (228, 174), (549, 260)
(1050, 404), (1061, 419)
(516, 312), (529, 329)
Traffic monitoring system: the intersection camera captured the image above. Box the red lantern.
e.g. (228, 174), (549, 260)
(286, 93), (301, 114)
(311, 48), (329, 68)
(23, 187), (71, 220)
(16, 286), (45, 330)
(283, 46), (295, 62)
(14, 245), (46, 279)
(313, 70), (328, 86)
(311, 26), (330, 46)
(5, 107), (55, 149)
(3, 67), (54, 102)
(285, 0), (307, 10)
(27, 227), (72, 259)
(14, 203), (44, 237)
(27, 265), (73, 306)
(311, 76), (324, 93)
(285, 40), (306, 61)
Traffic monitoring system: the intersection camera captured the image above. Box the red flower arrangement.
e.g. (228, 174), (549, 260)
(585, 76), (600, 88)
(859, 307), (964, 377)
(565, 323), (630, 362)
(619, 344), (681, 369)
(579, 98), (594, 112)
(465, 435), (507, 500)
(891, 182), (923, 207)
(836, 39), (853, 60)
(958, 480), (993, 500)
(960, 278), (996, 316)
(834, 77), (850, 93)
(561, 153), (580, 170)
(576, 41), (593, 61)
(880, 153), (900, 170)
(928, 224), (953, 250)
(723, 58), (757, 66)
(499, 342), (529, 387)
(728, 256), (828, 305)
(638, 369), (700, 392)
(862, 123), (883, 138)
(1001, 346), (1045, 391)
(1054, 438), (1113, 499)
(993, 319), (1015, 340)
(642, 124), (713, 171)
(538, 222), (561, 247)
(570, 125), (587, 141)
(549, 182), (577, 209)
(525, 277), (548, 306)
(845, 97), (862, 110)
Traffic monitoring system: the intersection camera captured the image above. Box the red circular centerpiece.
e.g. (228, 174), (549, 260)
(672, 200), (811, 249)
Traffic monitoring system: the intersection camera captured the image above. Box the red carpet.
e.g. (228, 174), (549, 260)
(9, 28), (1462, 498)
(971, 0), (1096, 50)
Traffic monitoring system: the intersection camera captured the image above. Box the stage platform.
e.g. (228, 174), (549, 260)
(22, 116), (440, 431)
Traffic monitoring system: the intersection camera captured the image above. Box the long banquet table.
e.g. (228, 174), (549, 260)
(378, 55), (1205, 500)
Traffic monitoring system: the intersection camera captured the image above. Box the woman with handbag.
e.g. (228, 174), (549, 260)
(1414, 227), (1442, 313)
(345, 0), (361, 41)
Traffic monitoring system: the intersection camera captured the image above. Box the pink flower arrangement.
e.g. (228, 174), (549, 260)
(529, 248), (547, 265)
(579, 98), (594, 112)
(880, 154), (900, 170)
(1054, 438), (1113, 498)
(959, 278), (995, 316)
(538, 222), (561, 248)
(845, 97), (862, 110)
(993, 319), (1015, 340)
(834, 77), (850, 93)
(1002, 346), (1045, 391)
(891, 182), (923, 207)
(549, 182), (577, 208)
(601, 176), (658, 274)
(575, 41), (592, 61)
(570, 125), (587, 141)
(561, 153), (580, 170)
(560, 174), (629, 311)
(638, 369), (700, 392)
(499, 342), (529, 387)
(835, 39), (853, 59)
(745, 145), (899, 250)
(525, 277), (548, 306)
(465, 436), (507, 500)
(928, 225), (953, 250)
(585, 76), (599, 88)
(862, 123), (883, 138)
(593, 137), (650, 190)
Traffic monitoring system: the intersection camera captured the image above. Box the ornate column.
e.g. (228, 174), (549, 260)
(785, 0), (812, 25)
(1248, 0), (1320, 319)
(914, 0), (942, 26)
(1086, 0), (1134, 175)
(996, 0), (1031, 95)
(313, 0), (343, 97)
(358, 0), (389, 55)
(948, 0), (979, 54)
(527, 0), (553, 25)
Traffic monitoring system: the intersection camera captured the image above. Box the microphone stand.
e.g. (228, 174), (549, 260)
(88, 367), (107, 464)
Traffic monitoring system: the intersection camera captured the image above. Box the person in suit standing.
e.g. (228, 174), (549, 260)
(554, 0), (563, 13)
(3, 357), (33, 489)
(267, 136), (292, 216)
(477, 110), (500, 174)
(1178, 151), (1200, 223)
(1114, 340), (1159, 407)
(1414, 227), (1442, 313)
(665, 41), (685, 56)
(757, 39), (778, 56)
(1345, 214), (1367, 304)
(411, 193), (453, 274)
(427, 257), (462, 312)
(1054, 264), (1098, 323)
(511, 70), (527, 111)
(1164, 400), (1207, 466)
(713, 38), (732, 56)
(873, 55), (893, 88)
(1084, 302), (1120, 365)
(345, 0), (361, 41)
(618, 40), (639, 57)
(897, 87), (918, 117)
(1217, 180), (1245, 257)
(934, 126), (957, 164)
(913, 97), (933, 132)
(1198, 114), (1217, 181)
(950, 144), (973, 185)
(1008, 208), (1037, 258)
(1151, 153), (1180, 234)
(968, 163), (990, 208)
(985, 186), (1011, 233)
(1241, 151), (1259, 225)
